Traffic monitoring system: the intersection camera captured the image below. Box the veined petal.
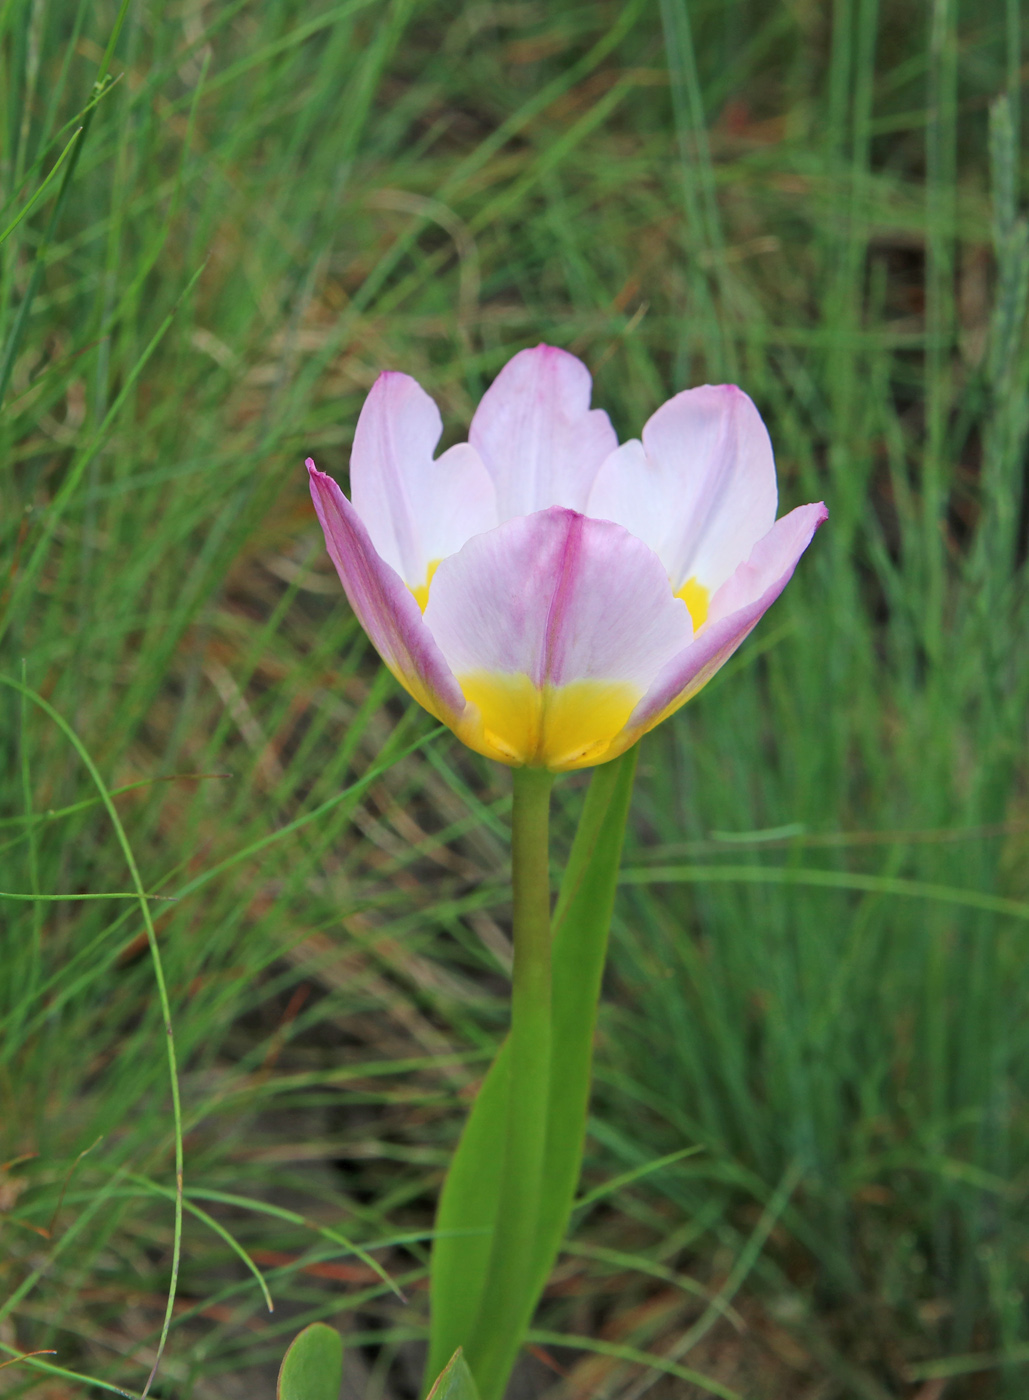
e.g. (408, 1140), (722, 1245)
(587, 384), (777, 597)
(469, 345), (618, 519)
(308, 461), (467, 726)
(423, 507), (692, 769)
(349, 371), (496, 597)
(616, 501), (828, 746)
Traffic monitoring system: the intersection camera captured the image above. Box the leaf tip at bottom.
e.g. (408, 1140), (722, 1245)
(277, 1321), (343, 1400)
(426, 1347), (482, 1400)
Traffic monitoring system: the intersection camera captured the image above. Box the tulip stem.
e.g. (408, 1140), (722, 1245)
(466, 765), (555, 1398)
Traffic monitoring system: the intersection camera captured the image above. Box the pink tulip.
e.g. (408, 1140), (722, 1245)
(308, 345), (826, 771)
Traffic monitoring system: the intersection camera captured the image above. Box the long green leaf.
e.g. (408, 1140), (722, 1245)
(518, 745), (639, 1358)
(425, 998), (509, 1380)
(426, 746), (638, 1388)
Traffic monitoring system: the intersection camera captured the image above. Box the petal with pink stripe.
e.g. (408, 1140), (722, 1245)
(423, 507), (691, 769)
(308, 461), (467, 727)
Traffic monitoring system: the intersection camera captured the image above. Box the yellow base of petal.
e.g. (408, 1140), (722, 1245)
(675, 576), (709, 630)
(455, 671), (642, 771)
(409, 559), (441, 612)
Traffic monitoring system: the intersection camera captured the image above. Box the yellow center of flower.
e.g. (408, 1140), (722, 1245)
(409, 559), (441, 612)
(675, 575), (709, 630)
(456, 671), (641, 771)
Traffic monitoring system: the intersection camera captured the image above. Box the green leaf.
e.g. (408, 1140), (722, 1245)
(276, 1323), (343, 1400)
(534, 746), (640, 1297)
(426, 1036), (509, 1379)
(426, 747), (638, 1388)
(426, 1348), (481, 1400)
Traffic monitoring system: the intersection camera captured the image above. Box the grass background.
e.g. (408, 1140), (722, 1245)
(1, 0), (1028, 1396)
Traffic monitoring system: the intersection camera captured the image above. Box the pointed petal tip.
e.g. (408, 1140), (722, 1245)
(306, 457), (338, 491)
(797, 499), (829, 535)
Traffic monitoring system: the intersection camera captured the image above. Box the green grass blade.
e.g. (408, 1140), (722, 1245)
(0, 675), (185, 1398)
(0, 123), (81, 247)
(619, 862), (1029, 923)
(526, 1330), (741, 1400)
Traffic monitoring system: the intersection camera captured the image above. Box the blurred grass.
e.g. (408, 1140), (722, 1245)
(1, 1), (1028, 1397)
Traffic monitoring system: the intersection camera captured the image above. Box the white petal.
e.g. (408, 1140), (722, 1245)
(588, 384), (777, 594)
(469, 345), (618, 519)
(350, 371), (496, 591)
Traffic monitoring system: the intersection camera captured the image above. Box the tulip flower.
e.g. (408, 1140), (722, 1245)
(307, 345), (826, 771)
(306, 345), (826, 1400)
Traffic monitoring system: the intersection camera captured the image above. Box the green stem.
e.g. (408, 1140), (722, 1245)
(467, 765), (555, 1398)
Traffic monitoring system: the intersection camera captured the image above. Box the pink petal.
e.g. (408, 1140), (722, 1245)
(424, 506), (691, 690)
(350, 372), (496, 589)
(469, 345), (618, 519)
(422, 507), (692, 767)
(587, 384), (777, 594)
(307, 460), (467, 725)
(622, 501), (828, 738)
